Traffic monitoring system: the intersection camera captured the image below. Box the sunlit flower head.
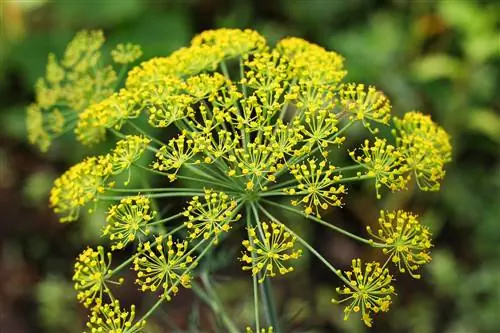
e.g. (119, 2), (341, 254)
(73, 246), (123, 308)
(332, 259), (395, 327)
(85, 300), (145, 333)
(133, 235), (195, 300)
(240, 222), (302, 282)
(103, 196), (157, 250)
(367, 210), (432, 278)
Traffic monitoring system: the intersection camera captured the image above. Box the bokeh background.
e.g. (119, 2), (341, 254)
(1, 1), (499, 332)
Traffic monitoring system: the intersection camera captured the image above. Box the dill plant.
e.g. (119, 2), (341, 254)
(27, 28), (452, 331)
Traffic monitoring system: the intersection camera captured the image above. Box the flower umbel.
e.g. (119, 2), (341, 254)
(183, 189), (241, 242)
(367, 210), (433, 278)
(85, 300), (145, 333)
(332, 259), (395, 327)
(286, 159), (345, 217)
(241, 222), (302, 282)
(103, 196), (157, 250)
(73, 246), (123, 308)
(133, 235), (195, 300)
(33, 28), (453, 330)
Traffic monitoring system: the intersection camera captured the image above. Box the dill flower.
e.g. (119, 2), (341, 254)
(103, 196), (157, 251)
(240, 222), (302, 283)
(277, 37), (346, 85)
(73, 246), (123, 308)
(37, 28), (453, 329)
(367, 210), (432, 278)
(190, 28), (266, 59)
(75, 89), (142, 145)
(111, 43), (143, 64)
(110, 135), (150, 184)
(393, 111), (452, 191)
(183, 189), (241, 242)
(27, 30), (126, 151)
(50, 156), (112, 222)
(350, 138), (409, 198)
(85, 300), (145, 333)
(152, 133), (200, 181)
(339, 83), (391, 131)
(285, 159), (345, 217)
(332, 259), (395, 327)
(133, 235), (195, 300)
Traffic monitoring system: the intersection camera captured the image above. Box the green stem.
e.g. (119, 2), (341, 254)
(198, 274), (240, 333)
(127, 120), (166, 147)
(256, 203), (351, 286)
(106, 187), (202, 193)
(246, 205), (260, 332)
(261, 200), (381, 247)
(176, 174), (240, 193)
(249, 203), (280, 332)
(100, 192), (203, 201)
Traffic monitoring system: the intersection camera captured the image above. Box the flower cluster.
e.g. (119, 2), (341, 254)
(85, 300), (145, 333)
(26, 30), (142, 151)
(133, 235), (195, 300)
(367, 210), (432, 278)
(241, 222), (302, 282)
(394, 111), (452, 191)
(73, 246), (123, 308)
(332, 259), (395, 327)
(103, 196), (157, 250)
(183, 189), (241, 242)
(31, 28), (452, 330)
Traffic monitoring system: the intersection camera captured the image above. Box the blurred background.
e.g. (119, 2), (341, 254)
(1, 0), (499, 332)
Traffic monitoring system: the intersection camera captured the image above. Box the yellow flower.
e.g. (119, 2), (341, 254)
(367, 210), (432, 278)
(393, 111), (452, 191)
(110, 135), (151, 184)
(73, 246), (123, 308)
(332, 259), (395, 327)
(111, 43), (143, 64)
(183, 189), (241, 242)
(339, 83), (391, 131)
(286, 159), (345, 217)
(27, 30), (118, 151)
(133, 235), (195, 300)
(50, 156), (112, 222)
(85, 300), (145, 333)
(191, 28), (266, 59)
(277, 37), (346, 86)
(240, 222), (302, 282)
(103, 196), (157, 250)
(349, 138), (410, 198)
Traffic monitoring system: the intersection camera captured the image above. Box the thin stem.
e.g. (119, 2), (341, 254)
(246, 205), (260, 332)
(106, 187), (202, 193)
(256, 203), (351, 286)
(249, 203), (280, 332)
(127, 120), (166, 147)
(198, 273), (240, 333)
(148, 211), (185, 226)
(100, 192), (203, 201)
(261, 200), (382, 247)
(176, 174), (241, 193)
